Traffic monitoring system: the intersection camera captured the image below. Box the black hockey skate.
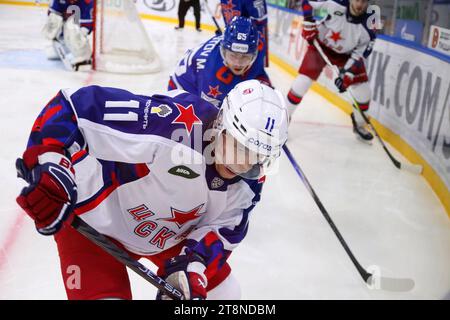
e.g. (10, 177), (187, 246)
(350, 112), (373, 143)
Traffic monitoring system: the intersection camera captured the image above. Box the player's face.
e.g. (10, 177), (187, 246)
(223, 49), (256, 75)
(214, 130), (262, 179)
(349, 0), (369, 16)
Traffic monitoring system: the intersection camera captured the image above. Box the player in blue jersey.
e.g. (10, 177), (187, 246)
(15, 80), (289, 300)
(168, 16), (270, 108)
(42, 0), (93, 70)
(220, 0), (269, 66)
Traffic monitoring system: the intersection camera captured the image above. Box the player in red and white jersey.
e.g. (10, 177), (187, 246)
(15, 81), (288, 300)
(287, 0), (376, 141)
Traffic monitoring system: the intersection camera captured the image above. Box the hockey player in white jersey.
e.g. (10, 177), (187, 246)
(287, 0), (376, 141)
(42, 0), (93, 70)
(15, 80), (288, 300)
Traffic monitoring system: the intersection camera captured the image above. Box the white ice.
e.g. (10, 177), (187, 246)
(0, 5), (449, 300)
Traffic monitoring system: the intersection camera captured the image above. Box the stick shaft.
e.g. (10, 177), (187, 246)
(70, 215), (184, 300)
(203, 0), (222, 34)
(283, 145), (372, 283)
(312, 40), (422, 174)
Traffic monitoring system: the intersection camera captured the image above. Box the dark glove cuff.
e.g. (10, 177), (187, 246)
(163, 251), (206, 276)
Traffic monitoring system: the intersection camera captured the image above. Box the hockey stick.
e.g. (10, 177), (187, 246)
(312, 40), (423, 174)
(283, 145), (371, 283)
(53, 38), (77, 71)
(203, 0), (222, 35)
(53, 37), (92, 72)
(15, 160), (181, 299)
(283, 145), (415, 292)
(70, 215), (184, 300)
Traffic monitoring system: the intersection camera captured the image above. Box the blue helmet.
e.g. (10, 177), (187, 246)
(221, 16), (259, 55)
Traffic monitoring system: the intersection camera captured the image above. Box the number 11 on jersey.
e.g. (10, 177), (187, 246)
(103, 100), (140, 121)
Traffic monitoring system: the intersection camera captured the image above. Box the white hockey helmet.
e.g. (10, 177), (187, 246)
(213, 80), (289, 179)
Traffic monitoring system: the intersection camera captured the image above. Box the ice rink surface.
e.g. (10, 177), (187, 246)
(0, 5), (449, 300)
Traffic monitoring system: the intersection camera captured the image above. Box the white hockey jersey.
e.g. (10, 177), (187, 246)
(309, 0), (376, 66)
(27, 86), (264, 271)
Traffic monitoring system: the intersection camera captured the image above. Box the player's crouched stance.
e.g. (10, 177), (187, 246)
(42, 0), (93, 70)
(287, 0), (376, 142)
(15, 80), (288, 300)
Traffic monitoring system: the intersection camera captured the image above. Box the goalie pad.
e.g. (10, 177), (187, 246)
(63, 15), (92, 65)
(53, 38), (91, 71)
(45, 43), (60, 60)
(42, 12), (63, 40)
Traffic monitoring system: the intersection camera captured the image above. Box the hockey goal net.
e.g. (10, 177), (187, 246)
(93, 0), (161, 74)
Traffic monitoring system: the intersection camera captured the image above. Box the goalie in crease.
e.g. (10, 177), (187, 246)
(42, 0), (93, 70)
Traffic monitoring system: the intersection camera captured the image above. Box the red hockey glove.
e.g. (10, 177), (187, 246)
(157, 252), (208, 300)
(335, 68), (355, 93)
(16, 145), (77, 236)
(302, 20), (318, 43)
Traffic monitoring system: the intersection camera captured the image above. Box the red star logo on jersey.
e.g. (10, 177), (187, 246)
(221, 0), (240, 24)
(221, 0), (236, 11)
(172, 103), (202, 135)
(329, 31), (343, 43)
(161, 204), (204, 228)
(207, 85), (222, 99)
